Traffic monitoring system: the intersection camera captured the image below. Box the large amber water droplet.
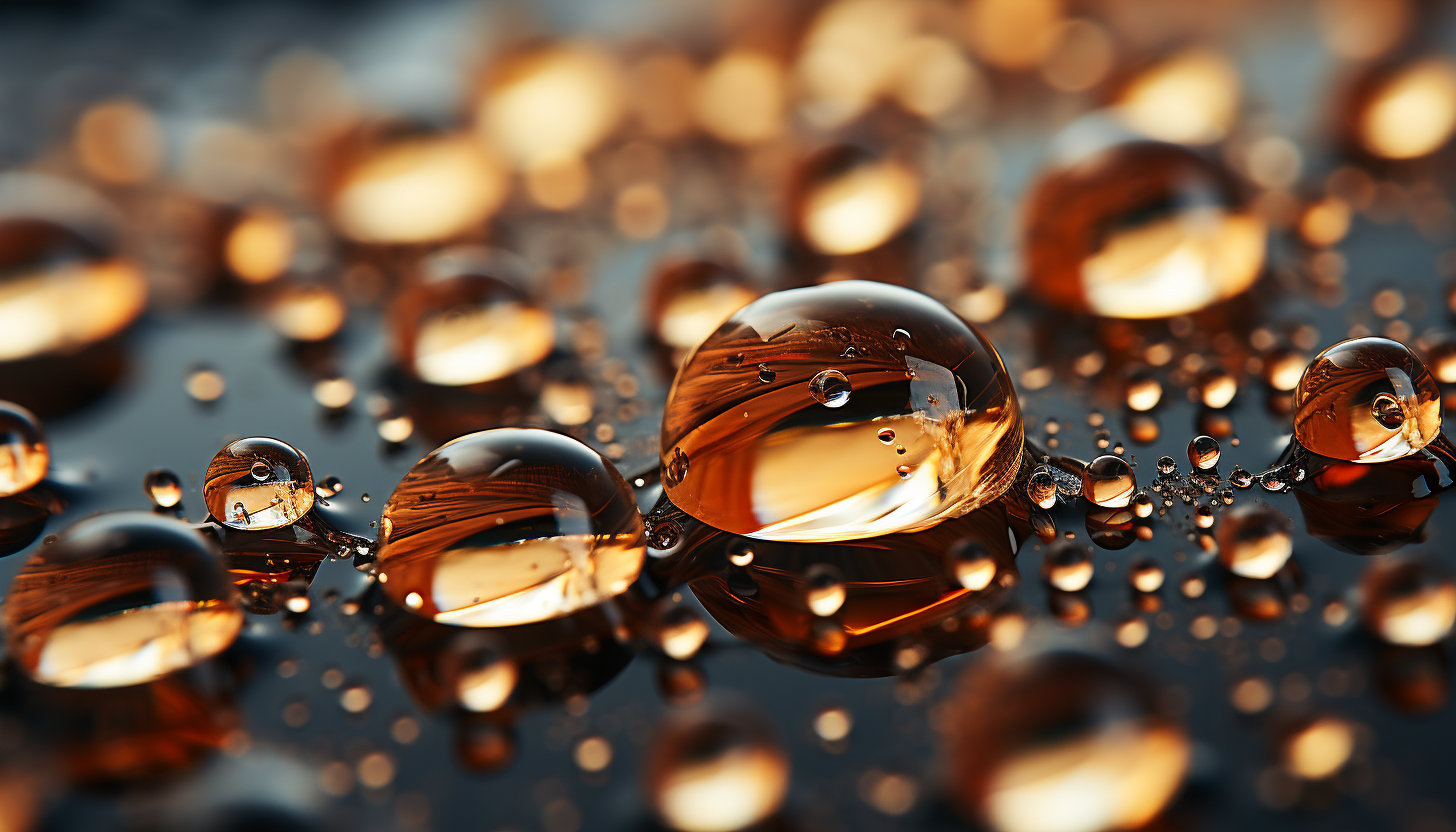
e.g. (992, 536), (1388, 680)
(203, 437), (315, 530)
(1293, 337), (1441, 463)
(0, 401), (46, 497)
(644, 703), (790, 832)
(661, 281), (1023, 542)
(647, 260), (760, 352)
(1024, 141), (1266, 319)
(945, 648), (1190, 832)
(392, 246), (555, 387)
(2, 512), (244, 688)
(376, 428), (645, 627)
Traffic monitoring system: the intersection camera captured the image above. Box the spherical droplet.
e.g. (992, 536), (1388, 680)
(1361, 558), (1456, 646)
(475, 42), (624, 172)
(648, 260), (760, 352)
(949, 540), (998, 592)
(1198, 367), (1238, 409)
(143, 468), (182, 509)
(1230, 466), (1254, 488)
(457, 650), (519, 713)
(1130, 559), (1165, 592)
(946, 648), (1190, 832)
(1113, 47), (1240, 144)
(267, 285), (347, 342)
(2, 512), (243, 688)
(1262, 347), (1309, 392)
(1131, 491), (1154, 518)
(805, 564), (847, 617)
(1124, 372), (1163, 412)
(1156, 456), (1177, 476)
(1194, 503), (1215, 528)
(1027, 467), (1058, 510)
(392, 247), (554, 387)
(1024, 141), (1265, 319)
(1042, 543), (1094, 592)
(654, 606), (711, 661)
(204, 437), (314, 530)
(1293, 337), (1441, 463)
(644, 704), (789, 832)
(376, 429), (644, 627)
(1187, 435), (1220, 470)
(661, 281), (1023, 542)
(1353, 57), (1456, 160)
(792, 144), (921, 256)
(812, 705), (852, 742)
(1282, 716), (1355, 780)
(185, 367), (226, 403)
(1215, 505), (1293, 579)
(1082, 455), (1136, 508)
(878, 427), (896, 444)
(0, 401), (47, 498)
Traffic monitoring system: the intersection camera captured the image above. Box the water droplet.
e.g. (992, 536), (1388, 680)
(204, 437), (314, 530)
(1230, 466), (1254, 488)
(574, 735), (613, 772)
(948, 540), (997, 591)
(1262, 347), (1308, 392)
(812, 706), (853, 742)
(1352, 57), (1456, 160)
(1131, 491), (1154, 518)
(805, 564), (847, 616)
(1216, 505), (1293, 579)
(878, 427), (896, 444)
(315, 474), (344, 499)
(457, 649), (518, 713)
(1042, 543), (1094, 592)
(1027, 467), (1058, 510)
(1124, 372), (1163, 412)
(1116, 616), (1150, 648)
(1198, 367), (1238, 409)
(375, 429), (645, 627)
(1294, 337), (1441, 462)
(648, 260), (759, 352)
(1187, 435), (1220, 470)
(1156, 456), (1177, 476)
(808, 368), (852, 408)
(1194, 503), (1215, 528)
(312, 376), (356, 410)
(1130, 560), (1165, 592)
(661, 281), (1023, 541)
(653, 606), (710, 661)
(1282, 716), (1355, 780)
(793, 145), (921, 256)
(0, 402), (47, 498)
(1082, 455), (1136, 508)
(331, 134), (507, 245)
(1361, 558), (1456, 646)
(143, 468), (182, 508)
(1024, 141), (1265, 319)
(1, 512), (243, 688)
(757, 364), (776, 383)
(185, 367), (226, 403)
(644, 704), (789, 832)
(896, 464), (913, 479)
(268, 285), (347, 342)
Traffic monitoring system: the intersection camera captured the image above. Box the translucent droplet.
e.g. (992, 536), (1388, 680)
(812, 706), (853, 742)
(316, 474), (344, 499)
(1216, 505), (1293, 579)
(1361, 558), (1456, 646)
(1131, 491), (1154, 518)
(1082, 455), (1136, 508)
(949, 540), (997, 592)
(1130, 560), (1165, 592)
(312, 376), (357, 410)
(878, 427), (896, 444)
(457, 651), (519, 713)
(1113, 47), (1240, 144)
(1293, 338), (1441, 463)
(1042, 544), (1094, 592)
(143, 468), (182, 508)
(1262, 347), (1308, 392)
(1, 512), (243, 688)
(185, 367), (226, 402)
(792, 145), (921, 256)
(805, 564), (847, 617)
(267, 285), (347, 343)
(648, 260), (760, 352)
(1230, 466), (1253, 488)
(1282, 716), (1355, 780)
(204, 437), (314, 530)
(0, 401), (47, 498)
(1124, 372), (1163, 411)
(376, 429), (645, 627)
(331, 134), (507, 245)
(644, 704), (789, 832)
(653, 606), (711, 661)
(896, 464), (912, 478)
(1156, 456), (1177, 476)
(808, 369), (852, 408)
(1198, 367), (1237, 409)
(1194, 504), (1215, 528)
(1187, 435), (1220, 470)
(661, 281), (1023, 542)
(475, 42), (624, 172)
(575, 735), (613, 772)
(1027, 467), (1058, 510)
(1024, 141), (1265, 319)
(1353, 57), (1456, 160)
(946, 648), (1190, 832)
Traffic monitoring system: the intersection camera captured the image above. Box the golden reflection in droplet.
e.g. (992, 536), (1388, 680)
(203, 437), (314, 530)
(376, 415), (414, 444)
(525, 157), (591, 211)
(648, 260), (760, 352)
(143, 468), (183, 509)
(1318, 0), (1410, 61)
(1130, 561), (1164, 593)
(1042, 545), (1093, 592)
(332, 135), (508, 244)
(267, 285), (346, 342)
(1283, 717), (1355, 780)
(1361, 559), (1456, 646)
(1082, 455), (1135, 508)
(1262, 347), (1309, 392)
(477, 42), (624, 170)
(541, 380), (594, 426)
(1358, 58), (1456, 160)
(1040, 19), (1115, 93)
(1115, 48), (1241, 145)
(1199, 368), (1238, 409)
(797, 150), (921, 256)
(1124, 374), (1162, 411)
(1230, 676), (1273, 713)
(0, 402), (47, 498)
(964, 0), (1063, 71)
(645, 706), (790, 832)
(1216, 506), (1292, 580)
(226, 207), (295, 284)
(1293, 338), (1441, 463)
(73, 98), (163, 185)
(457, 655), (519, 713)
(693, 50), (785, 145)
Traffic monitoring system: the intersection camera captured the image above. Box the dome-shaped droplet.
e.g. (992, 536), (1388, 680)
(1293, 337), (1441, 463)
(0, 401), (47, 497)
(1024, 141), (1265, 319)
(653, 605), (712, 661)
(143, 468), (182, 508)
(1350, 57), (1456, 160)
(644, 703), (790, 832)
(1130, 559), (1165, 592)
(1215, 505), (1292, 579)
(661, 281), (1023, 542)
(804, 564), (847, 616)
(647, 260), (760, 352)
(1042, 543), (1094, 592)
(949, 539), (998, 592)
(203, 437), (314, 530)
(791, 145), (921, 256)
(1282, 716), (1356, 780)
(1027, 467), (1058, 510)
(945, 648), (1191, 832)
(475, 42), (624, 173)
(1123, 371), (1162, 411)
(1361, 558), (1456, 646)
(1186, 435), (1220, 470)
(2, 512), (243, 688)
(1082, 455), (1135, 508)
(1131, 491), (1154, 518)
(376, 429), (645, 627)
(392, 247), (555, 387)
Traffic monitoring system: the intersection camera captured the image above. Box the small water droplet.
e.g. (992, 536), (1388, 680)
(808, 369), (852, 408)
(143, 468), (182, 509)
(757, 364), (777, 383)
(805, 564), (846, 616)
(878, 428), (896, 444)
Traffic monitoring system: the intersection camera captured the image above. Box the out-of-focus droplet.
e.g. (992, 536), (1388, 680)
(662, 282), (1022, 542)
(1354, 58), (1456, 160)
(1027, 467), (1058, 509)
(644, 704), (790, 832)
(476, 42), (624, 171)
(203, 437), (314, 530)
(964, 0), (1063, 71)
(1042, 544), (1093, 592)
(654, 606), (711, 661)
(1114, 616), (1149, 648)
(945, 647), (1190, 832)
(1131, 491), (1154, 518)
(74, 98), (163, 185)
(1130, 560), (1164, 592)
(457, 651), (519, 713)
(1262, 347), (1309, 391)
(792, 146), (921, 256)
(143, 468), (182, 509)
(392, 246), (555, 387)
(647, 260), (760, 352)
(692, 50), (785, 145)
(185, 367), (225, 402)
(805, 564), (847, 617)
(267, 284), (347, 342)
(1216, 505), (1292, 579)
(1299, 198), (1352, 248)
(2, 512), (243, 688)
(575, 735), (613, 772)
(312, 376), (356, 410)
(1124, 372), (1162, 411)
(1318, 0), (1410, 60)
(331, 134), (507, 245)
(1198, 367), (1238, 409)
(1361, 558), (1456, 646)
(0, 402), (47, 498)
(376, 414), (414, 444)
(1426, 339), (1456, 385)
(541, 379), (594, 426)
(1293, 338), (1440, 463)
(1283, 716), (1355, 780)
(376, 429), (644, 627)
(813, 705), (852, 742)
(949, 540), (998, 591)
(1194, 504), (1215, 528)
(225, 206), (295, 284)
(1024, 142), (1265, 319)
(1187, 435), (1220, 471)
(1113, 48), (1241, 144)
(1082, 455), (1135, 508)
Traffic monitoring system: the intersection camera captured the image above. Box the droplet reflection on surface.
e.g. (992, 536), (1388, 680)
(203, 437), (315, 530)
(1293, 337), (1441, 463)
(644, 703), (790, 832)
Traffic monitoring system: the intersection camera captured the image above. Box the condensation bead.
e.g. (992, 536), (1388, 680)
(661, 281), (1023, 542)
(647, 260), (760, 352)
(376, 428), (645, 627)
(0, 401), (47, 497)
(1293, 337), (1441, 463)
(203, 437), (315, 530)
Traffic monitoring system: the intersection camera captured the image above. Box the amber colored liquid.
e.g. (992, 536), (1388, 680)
(1292, 337), (1442, 463)
(203, 437), (315, 529)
